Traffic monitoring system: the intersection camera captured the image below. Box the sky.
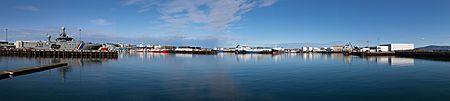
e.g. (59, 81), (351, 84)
(0, 0), (449, 48)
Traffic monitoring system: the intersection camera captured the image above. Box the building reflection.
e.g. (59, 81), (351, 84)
(229, 53), (415, 66)
(297, 53), (353, 64)
(223, 52), (358, 64)
(366, 56), (415, 66)
(128, 52), (170, 60)
(234, 53), (281, 63)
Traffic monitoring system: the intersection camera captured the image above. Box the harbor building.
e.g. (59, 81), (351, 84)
(330, 45), (344, 52)
(0, 41), (15, 49)
(376, 46), (389, 52)
(380, 43), (414, 51)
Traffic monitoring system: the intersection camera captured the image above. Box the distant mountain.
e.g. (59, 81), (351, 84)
(417, 45), (450, 51)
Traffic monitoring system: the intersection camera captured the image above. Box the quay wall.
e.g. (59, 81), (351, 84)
(396, 51), (450, 58)
(0, 49), (118, 58)
(350, 52), (396, 56)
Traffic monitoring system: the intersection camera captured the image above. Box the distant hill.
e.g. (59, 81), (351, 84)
(416, 45), (450, 51)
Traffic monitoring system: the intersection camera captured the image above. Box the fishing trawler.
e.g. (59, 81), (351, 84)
(342, 42), (353, 56)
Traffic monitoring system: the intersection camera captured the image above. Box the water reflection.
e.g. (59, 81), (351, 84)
(234, 54), (280, 63)
(2, 52), (447, 100)
(128, 52), (414, 66)
(0, 56), (116, 81)
(1, 53), (417, 82)
(366, 56), (415, 66)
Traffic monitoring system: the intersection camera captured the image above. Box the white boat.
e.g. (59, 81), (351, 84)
(235, 45), (273, 54)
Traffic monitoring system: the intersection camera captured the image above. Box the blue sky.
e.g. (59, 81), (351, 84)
(0, 0), (449, 47)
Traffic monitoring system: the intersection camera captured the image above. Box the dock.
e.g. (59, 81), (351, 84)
(1, 63), (68, 80)
(0, 49), (118, 58)
(0, 72), (9, 79)
(396, 51), (450, 58)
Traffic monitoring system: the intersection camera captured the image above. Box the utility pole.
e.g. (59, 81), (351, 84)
(365, 40), (370, 47)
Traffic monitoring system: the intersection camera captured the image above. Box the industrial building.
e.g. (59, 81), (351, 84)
(330, 45), (344, 52)
(0, 41), (15, 49)
(376, 46), (389, 52)
(380, 43), (414, 51)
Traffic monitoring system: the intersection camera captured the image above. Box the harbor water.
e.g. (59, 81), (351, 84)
(1, 53), (450, 101)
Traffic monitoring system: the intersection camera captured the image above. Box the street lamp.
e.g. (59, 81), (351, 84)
(79, 29), (82, 41)
(5, 28), (8, 42)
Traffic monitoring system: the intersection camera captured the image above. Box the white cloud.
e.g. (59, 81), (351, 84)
(14, 5), (40, 12)
(259, 0), (278, 7)
(123, 0), (144, 5)
(90, 19), (112, 25)
(124, 0), (277, 31)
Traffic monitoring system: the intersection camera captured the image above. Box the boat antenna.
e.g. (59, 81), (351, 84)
(47, 33), (52, 42)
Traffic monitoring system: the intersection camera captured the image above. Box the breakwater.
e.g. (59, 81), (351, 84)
(0, 49), (118, 58)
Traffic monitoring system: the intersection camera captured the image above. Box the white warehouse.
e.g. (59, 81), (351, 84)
(376, 46), (389, 52)
(380, 43), (414, 51)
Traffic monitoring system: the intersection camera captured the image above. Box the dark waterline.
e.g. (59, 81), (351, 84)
(1, 53), (450, 101)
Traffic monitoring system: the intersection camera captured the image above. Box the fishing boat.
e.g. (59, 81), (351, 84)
(342, 42), (353, 56)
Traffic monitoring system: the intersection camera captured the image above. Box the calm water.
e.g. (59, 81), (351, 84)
(1, 53), (450, 101)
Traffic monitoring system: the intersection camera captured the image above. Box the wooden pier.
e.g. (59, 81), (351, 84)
(1, 63), (68, 80)
(0, 49), (118, 58)
(0, 72), (9, 79)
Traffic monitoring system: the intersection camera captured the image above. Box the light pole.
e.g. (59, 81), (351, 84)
(5, 28), (8, 42)
(79, 29), (82, 41)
